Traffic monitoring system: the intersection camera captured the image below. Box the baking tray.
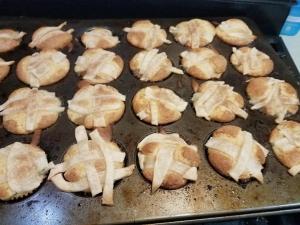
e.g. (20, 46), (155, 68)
(0, 18), (300, 225)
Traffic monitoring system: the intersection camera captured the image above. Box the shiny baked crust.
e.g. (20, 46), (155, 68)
(124, 20), (171, 49)
(192, 81), (247, 122)
(0, 87), (64, 134)
(81, 27), (119, 49)
(230, 47), (273, 76)
(0, 142), (50, 201)
(74, 48), (124, 84)
(16, 50), (70, 87)
(132, 86), (188, 125)
(0, 58), (14, 82)
(205, 125), (268, 183)
(169, 19), (216, 48)
(181, 48), (227, 80)
(67, 84), (126, 129)
(49, 126), (135, 205)
(0, 29), (25, 53)
(216, 18), (256, 46)
(129, 49), (183, 82)
(246, 77), (299, 123)
(270, 120), (300, 176)
(29, 22), (73, 50)
(137, 132), (200, 191)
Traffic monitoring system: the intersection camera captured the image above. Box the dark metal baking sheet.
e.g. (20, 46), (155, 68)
(0, 18), (299, 225)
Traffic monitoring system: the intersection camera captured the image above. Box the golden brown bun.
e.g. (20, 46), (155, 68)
(124, 20), (170, 49)
(230, 47), (273, 77)
(181, 48), (227, 80)
(16, 50), (70, 87)
(192, 81), (246, 122)
(206, 125), (268, 183)
(74, 48), (124, 84)
(0, 142), (49, 201)
(0, 29), (25, 53)
(129, 49), (183, 82)
(0, 58), (14, 82)
(169, 19), (216, 48)
(1, 87), (63, 134)
(270, 121), (300, 171)
(132, 86), (187, 125)
(246, 77), (299, 123)
(216, 19), (256, 46)
(67, 84), (125, 129)
(138, 133), (200, 190)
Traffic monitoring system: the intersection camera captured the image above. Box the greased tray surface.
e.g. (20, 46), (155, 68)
(0, 18), (300, 225)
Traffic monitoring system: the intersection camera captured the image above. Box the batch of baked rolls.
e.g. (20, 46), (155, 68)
(0, 18), (299, 206)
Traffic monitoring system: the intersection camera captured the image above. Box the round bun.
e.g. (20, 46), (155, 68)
(16, 50), (70, 87)
(246, 77), (299, 123)
(270, 120), (300, 176)
(49, 126), (135, 205)
(192, 81), (247, 122)
(216, 19), (256, 46)
(181, 48), (227, 80)
(29, 22), (73, 50)
(0, 87), (64, 134)
(169, 19), (216, 48)
(132, 86), (187, 125)
(230, 47), (273, 77)
(0, 29), (25, 53)
(137, 132), (200, 191)
(74, 48), (123, 84)
(205, 125), (268, 183)
(124, 20), (171, 49)
(0, 142), (50, 201)
(81, 27), (119, 49)
(67, 84), (126, 129)
(129, 49), (183, 82)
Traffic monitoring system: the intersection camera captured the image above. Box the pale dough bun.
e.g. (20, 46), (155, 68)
(67, 84), (126, 129)
(137, 132), (200, 191)
(169, 19), (216, 48)
(74, 48), (124, 84)
(81, 27), (119, 49)
(132, 86), (188, 125)
(16, 50), (70, 88)
(0, 87), (64, 134)
(0, 29), (26, 53)
(123, 20), (171, 49)
(216, 19), (256, 46)
(29, 21), (74, 50)
(49, 126), (135, 205)
(129, 49), (183, 82)
(192, 81), (247, 122)
(230, 47), (273, 77)
(206, 125), (269, 183)
(246, 77), (299, 123)
(270, 120), (300, 176)
(0, 142), (50, 201)
(181, 48), (227, 80)
(0, 58), (14, 82)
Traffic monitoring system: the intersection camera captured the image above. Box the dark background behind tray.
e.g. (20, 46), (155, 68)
(0, 17), (299, 224)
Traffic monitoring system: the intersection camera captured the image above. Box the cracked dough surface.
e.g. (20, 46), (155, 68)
(216, 18), (256, 46)
(169, 19), (215, 48)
